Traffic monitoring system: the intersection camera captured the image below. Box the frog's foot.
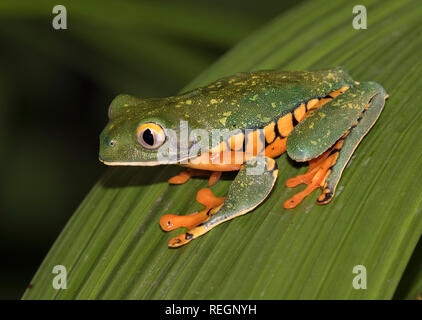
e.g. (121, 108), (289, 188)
(168, 169), (222, 187)
(283, 148), (338, 209)
(160, 188), (225, 232)
(167, 156), (278, 247)
(208, 171), (222, 186)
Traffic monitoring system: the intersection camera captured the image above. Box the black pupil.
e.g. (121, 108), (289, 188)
(143, 129), (154, 146)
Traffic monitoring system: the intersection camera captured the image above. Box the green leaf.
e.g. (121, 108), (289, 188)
(23, 0), (422, 299)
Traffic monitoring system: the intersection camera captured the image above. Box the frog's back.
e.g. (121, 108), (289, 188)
(176, 67), (355, 131)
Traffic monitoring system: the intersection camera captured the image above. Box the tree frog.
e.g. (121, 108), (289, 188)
(99, 67), (388, 247)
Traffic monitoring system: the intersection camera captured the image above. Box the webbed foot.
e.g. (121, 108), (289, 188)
(283, 147), (339, 209)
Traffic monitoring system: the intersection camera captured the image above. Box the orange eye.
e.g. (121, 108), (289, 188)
(136, 122), (166, 149)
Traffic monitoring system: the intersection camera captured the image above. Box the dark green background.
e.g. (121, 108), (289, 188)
(0, 0), (304, 299)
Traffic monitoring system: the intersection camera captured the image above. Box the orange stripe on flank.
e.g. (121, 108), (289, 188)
(245, 130), (264, 156)
(264, 136), (286, 158)
(294, 103), (307, 122)
(264, 122), (276, 144)
(329, 86), (350, 98)
(228, 132), (245, 151)
(277, 113), (294, 137)
(306, 98), (319, 111)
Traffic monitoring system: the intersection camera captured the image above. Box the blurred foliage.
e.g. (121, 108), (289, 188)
(0, 0), (302, 299)
(22, 0), (422, 300)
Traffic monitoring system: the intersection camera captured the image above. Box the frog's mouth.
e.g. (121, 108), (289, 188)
(98, 156), (178, 166)
(98, 148), (197, 166)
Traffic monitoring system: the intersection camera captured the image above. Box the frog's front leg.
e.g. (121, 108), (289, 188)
(168, 151), (244, 187)
(168, 169), (222, 187)
(284, 81), (388, 208)
(164, 156), (278, 248)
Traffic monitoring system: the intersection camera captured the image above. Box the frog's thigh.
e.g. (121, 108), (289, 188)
(285, 82), (387, 207)
(167, 156), (278, 247)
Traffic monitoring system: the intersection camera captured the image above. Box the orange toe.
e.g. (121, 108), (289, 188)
(208, 171), (222, 186)
(168, 171), (191, 184)
(283, 182), (320, 208)
(196, 188), (225, 208)
(284, 149), (338, 209)
(160, 211), (207, 231)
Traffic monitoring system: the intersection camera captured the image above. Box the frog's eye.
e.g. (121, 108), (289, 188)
(136, 122), (166, 149)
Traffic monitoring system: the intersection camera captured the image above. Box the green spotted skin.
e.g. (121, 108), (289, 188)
(100, 67), (355, 164)
(201, 156), (278, 229)
(110, 67), (354, 130)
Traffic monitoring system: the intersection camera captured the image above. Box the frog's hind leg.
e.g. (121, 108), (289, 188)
(166, 156), (278, 247)
(284, 82), (388, 208)
(168, 169), (222, 186)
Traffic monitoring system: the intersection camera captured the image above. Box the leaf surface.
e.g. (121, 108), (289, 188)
(23, 0), (422, 299)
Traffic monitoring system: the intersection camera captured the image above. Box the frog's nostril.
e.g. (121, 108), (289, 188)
(109, 139), (116, 147)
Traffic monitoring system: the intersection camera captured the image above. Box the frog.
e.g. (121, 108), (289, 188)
(99, 67), (388, 248)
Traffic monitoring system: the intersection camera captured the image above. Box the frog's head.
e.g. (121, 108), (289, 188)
(99, 94), (195, 166)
